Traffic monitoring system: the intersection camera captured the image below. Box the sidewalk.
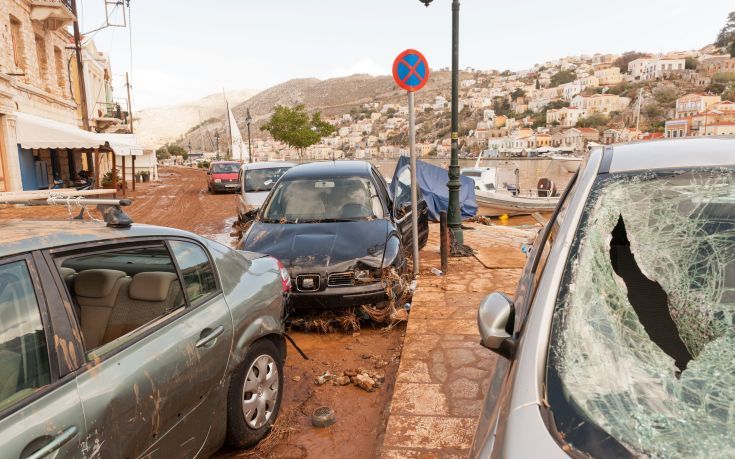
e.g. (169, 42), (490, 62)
(380, 222), (537, 458)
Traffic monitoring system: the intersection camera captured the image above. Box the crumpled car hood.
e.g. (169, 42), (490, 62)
(242, 219), (390, 275)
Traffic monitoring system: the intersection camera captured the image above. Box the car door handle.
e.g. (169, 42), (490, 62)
(26, 426), (78, 459)
(196, 325), (224, 348)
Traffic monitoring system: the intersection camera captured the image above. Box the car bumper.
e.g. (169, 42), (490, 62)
(211, 182), (239, 192)
(288, 283), (387, 309)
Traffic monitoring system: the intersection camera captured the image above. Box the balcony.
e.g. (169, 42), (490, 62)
(30, 1), (75, 30)
(92, 101), (131, 133)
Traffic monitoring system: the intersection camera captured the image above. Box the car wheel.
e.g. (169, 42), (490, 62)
(225, 339), (283, 449)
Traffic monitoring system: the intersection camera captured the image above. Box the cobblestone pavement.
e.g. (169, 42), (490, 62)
(380, 222), (538, 458)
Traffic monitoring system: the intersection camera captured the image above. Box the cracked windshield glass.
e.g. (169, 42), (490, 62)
(548, 168), (735, 458)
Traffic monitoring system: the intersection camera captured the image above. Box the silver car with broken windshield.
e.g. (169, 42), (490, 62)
(472, 137), (735, 458)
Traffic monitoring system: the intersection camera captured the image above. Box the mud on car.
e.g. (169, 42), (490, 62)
(0, 216), (290, 458)
(238, 160), (429, 310)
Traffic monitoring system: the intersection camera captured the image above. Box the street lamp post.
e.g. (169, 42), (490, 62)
(419, 0), (464, 248)
(214, 130), (221, 160)
(245, 108), (253, 163)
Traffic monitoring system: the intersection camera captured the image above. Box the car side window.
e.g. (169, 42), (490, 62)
(0, 260), (51, 412)
(169, 241), (218, 304)
(56, 243), (187, 357)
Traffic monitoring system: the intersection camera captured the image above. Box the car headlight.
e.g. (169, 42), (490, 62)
(214, 179), (222, 183)
(354, 269), (381, 283)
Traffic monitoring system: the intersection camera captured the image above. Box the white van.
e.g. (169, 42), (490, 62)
(237, 162), (295, 221)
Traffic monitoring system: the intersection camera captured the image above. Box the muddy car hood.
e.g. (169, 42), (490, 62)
(243, 219), (390, 274)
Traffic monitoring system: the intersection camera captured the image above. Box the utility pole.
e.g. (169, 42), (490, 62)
(125, 72), (134, 134)
(635, 87), (643, 132)
(245, 108), (253, 163)
(70, 0), (90, 131)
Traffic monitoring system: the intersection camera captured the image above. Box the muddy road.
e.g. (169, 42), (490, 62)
(0, 167), (405, 458)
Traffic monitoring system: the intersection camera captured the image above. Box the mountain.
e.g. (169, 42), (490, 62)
(179, 71), (474, 152)
(133, 88), (259, 148)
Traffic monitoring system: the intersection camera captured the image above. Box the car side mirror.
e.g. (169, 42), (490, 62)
(477, 292), (516, 359)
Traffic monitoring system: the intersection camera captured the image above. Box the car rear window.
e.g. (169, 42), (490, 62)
(244, 167), (290, 193)
(546, 167), (735, 458)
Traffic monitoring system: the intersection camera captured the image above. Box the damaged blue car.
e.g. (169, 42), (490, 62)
(237, 161), (429, 309)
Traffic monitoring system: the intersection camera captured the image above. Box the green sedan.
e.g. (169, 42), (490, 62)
(0, 219), (290, 457)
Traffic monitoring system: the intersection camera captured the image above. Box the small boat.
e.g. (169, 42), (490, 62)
(461, 154), (559, 216)
(473, 190), (559, 216)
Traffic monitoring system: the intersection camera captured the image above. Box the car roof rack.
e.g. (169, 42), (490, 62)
(0, 192), (134, 228)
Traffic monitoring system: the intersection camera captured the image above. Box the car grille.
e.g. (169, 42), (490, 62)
(296, 274), (320, 291)
(328, 271), (355, 287)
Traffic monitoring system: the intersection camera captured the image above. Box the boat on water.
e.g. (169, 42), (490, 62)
(461, 154), (560, 216)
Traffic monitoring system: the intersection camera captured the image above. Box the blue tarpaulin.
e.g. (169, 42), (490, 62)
(390, 155), (478, 221)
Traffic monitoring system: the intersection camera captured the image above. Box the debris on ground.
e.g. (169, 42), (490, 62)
(314, 371), (334, 386)
(430, 267), (444, 276)
(334, 375), (351, 386)
(354, 374), (376, 392)
(292, 375), (301, 382)
(311, 406), (337, 428)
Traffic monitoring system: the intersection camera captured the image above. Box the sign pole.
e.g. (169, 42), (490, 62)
(393, 48), (429, 278)
(408, 91), (420, 276)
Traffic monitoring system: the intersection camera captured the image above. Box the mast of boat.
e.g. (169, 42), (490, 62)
(474, 149), (483, 168)
(223, 89), (232, 160)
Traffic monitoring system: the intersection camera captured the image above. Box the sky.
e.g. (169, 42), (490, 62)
(78, 0), (734, 110)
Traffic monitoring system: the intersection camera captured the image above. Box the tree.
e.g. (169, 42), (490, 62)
(260, 104), (336, 160)
(167, 144), (187, 158)
(730, 42), (735, 58)
(685, 57), (699, 70)
(155, 146), (170, 160)
(576, 113), (608, 128)
(546, 100), (568, 111)
(613, 51), (649, 72)
(715, 11), (735, 47)
(510, 88), (526, 101)
(492, 97), (511, 117)
(549, 70), (575, 88)
(713, 72), (735, 83)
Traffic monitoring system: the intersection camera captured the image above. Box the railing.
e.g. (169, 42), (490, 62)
(94, 102), (129, 124)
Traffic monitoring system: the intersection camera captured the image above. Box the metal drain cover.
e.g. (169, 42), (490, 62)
(311, 406), (336, 428)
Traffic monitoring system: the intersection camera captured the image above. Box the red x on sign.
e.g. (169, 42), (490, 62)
(392, 49), (430, 92)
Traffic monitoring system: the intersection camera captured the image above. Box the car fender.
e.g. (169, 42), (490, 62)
(228, 313), (285, 371)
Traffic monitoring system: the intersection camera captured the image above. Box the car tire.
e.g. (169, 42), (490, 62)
(225, 339), (284, 449)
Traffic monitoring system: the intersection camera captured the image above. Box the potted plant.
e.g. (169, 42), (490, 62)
(101, 169), (121, 189)
(140, 170), (150, 183)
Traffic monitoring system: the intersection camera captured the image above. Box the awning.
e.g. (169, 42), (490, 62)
(13, 112), (105, 150)
(104, 133), (144, 157)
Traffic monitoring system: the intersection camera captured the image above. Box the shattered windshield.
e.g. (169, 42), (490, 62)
(547, 168), (735, 458)
(244, 167), (290, 193)
(261, 177), (383, 223)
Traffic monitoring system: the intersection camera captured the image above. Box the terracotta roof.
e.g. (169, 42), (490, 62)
(577, 128), (599, 133)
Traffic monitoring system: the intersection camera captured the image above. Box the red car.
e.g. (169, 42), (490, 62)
(207, 161), (241, 193)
